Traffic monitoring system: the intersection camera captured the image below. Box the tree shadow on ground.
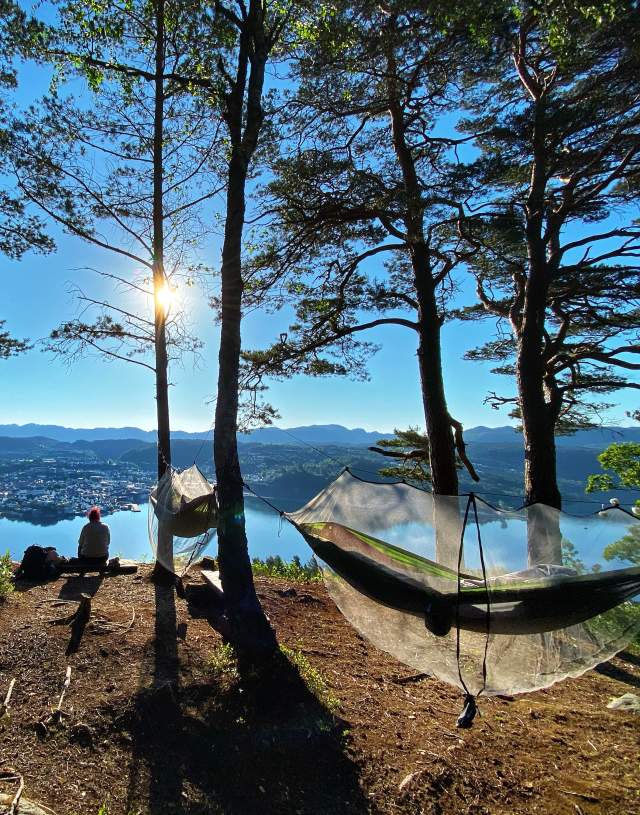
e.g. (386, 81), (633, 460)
(125, 579), (183, 814)
(618, 649), (640, 668)
(185, 582), (229, 637)
(123, 584), (369, 815)
(57, 574), (104, 601)
(595, 660), (640, 689)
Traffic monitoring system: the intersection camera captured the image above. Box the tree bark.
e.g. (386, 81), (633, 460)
(518, 94), (562, 563)
(518, 318), (563, 563)
(413, 252), (459, 497)
(385, 34), (459, 497)
(518, 96), (561, 513)
(214, 7), (277, 664)
(152, 0), (170, 482)
(152, 0), (173, 575)
(517, 282), (561, 511)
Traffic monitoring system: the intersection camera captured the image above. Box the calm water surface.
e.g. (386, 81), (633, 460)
(0, 497), (308, 564)
(1, 495), (637, 574)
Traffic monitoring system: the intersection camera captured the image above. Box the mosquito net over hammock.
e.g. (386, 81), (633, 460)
(287, 470), (640, 700)
(148, 464), (218, 575)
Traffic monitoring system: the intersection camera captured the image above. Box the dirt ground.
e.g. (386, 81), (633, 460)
(0, 566), (638, 815)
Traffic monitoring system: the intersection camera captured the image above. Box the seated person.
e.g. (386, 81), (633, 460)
(77, 506), (110, 564)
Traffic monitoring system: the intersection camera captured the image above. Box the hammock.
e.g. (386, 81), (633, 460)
(148, 464), (218, 574)
(296, 521), (640, 636)
(288, 470), (640, 699)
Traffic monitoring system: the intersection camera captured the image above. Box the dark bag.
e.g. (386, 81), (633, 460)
(17, 545), (63, 581)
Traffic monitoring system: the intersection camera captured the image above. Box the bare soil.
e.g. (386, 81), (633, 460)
(0, 566), (638, 815)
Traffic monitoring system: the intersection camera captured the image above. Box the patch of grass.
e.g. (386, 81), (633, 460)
(206, 642), (239, 680)
(280, 645), (340, 712)
(0, 551), (14, 601)
(252, 555), (321, 583)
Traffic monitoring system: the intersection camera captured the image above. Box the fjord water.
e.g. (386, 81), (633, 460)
(1, 492), (636, 574)
(0, 497), (308, 564)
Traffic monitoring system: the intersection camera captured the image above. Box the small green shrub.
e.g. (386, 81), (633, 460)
(252, 555), (321, 582)
(280, 645), (339, 712)
(206, 642), (239, 680)
(0, 551), (14, 601)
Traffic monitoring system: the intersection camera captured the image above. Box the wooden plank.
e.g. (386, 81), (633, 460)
(201, 569), (224, 600)
(59, 559), (138, 575)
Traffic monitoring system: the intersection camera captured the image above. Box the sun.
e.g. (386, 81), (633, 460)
(156, 284), (176, 314)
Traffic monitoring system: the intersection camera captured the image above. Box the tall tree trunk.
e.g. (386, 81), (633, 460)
(518, 258), (562, 564)
(152, 0), (173, 574)
(519, 94), (561, 513)
(517, 89), (562, 563)
(213, 0), (276, 663)
(214, 151), (277, 663)
(385, 34), (459, 497)
(414, 255), (459, 497)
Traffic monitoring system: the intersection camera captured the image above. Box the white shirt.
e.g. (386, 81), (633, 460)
(78, 521), (110, 558)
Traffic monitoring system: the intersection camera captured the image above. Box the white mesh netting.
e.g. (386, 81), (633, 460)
(288, 471), (640, 697)
(149, 465), (218, 575)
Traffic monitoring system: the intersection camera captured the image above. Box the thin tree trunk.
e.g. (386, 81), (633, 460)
(152, 0), (173, 574)
(214, 153), (278, 663)
(213, 9), (277, 662)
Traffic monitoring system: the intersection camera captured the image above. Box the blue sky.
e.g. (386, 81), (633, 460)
(1, 29), (637, 435)
(1, 227), (512, 432)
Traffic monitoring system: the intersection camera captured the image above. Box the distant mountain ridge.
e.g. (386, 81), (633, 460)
(0, 423), (208, 443)
(464, 425), (640, 447)
(0, 421), (638, 447)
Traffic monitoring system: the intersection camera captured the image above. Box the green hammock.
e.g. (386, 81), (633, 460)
(297, 520), (640, 636)
(287, 470), (640, 700)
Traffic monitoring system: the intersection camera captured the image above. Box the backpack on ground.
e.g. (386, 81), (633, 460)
(16, 545), (64, 581)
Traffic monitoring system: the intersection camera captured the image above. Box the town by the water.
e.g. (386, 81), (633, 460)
(0, 456), (151, 524)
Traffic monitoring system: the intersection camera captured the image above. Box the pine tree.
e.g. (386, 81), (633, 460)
(454, 1), (640, 511)
(242, 1), (501, 495)
(369, 428), (431, 485)
(13, 0), (217, 488)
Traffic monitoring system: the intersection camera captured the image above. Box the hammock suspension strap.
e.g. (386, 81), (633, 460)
(455, 493), (491, 728)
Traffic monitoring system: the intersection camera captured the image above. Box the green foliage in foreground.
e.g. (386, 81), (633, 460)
(206, 642), (239, 681)
(587, 442), (640, 499)
(280, 645), (340, 712)
(251, 555), (321, 582)
(587, 441), (640, 567)
(0, 551), (13, 601)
